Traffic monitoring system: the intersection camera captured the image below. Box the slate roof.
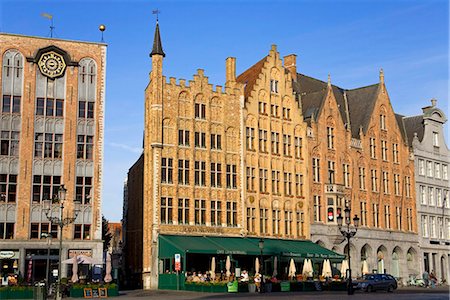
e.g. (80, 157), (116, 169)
(150, 22), (165, 57)
(395, 113), (409, 146)
(403, 115), (424, 146)
(237, 57), (267, 99)
(345, 84), (380, 138)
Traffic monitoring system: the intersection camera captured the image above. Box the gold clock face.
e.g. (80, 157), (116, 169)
(38, 51), (66, 78)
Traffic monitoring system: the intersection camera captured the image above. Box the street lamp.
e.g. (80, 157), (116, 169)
(43, 185), (81, 300)
(337, 207), (360, 295)
(258, 238), (264, 293)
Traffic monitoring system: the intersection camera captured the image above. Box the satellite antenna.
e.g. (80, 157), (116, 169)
(41, 13), (54, 37)
(99, 24), (106, 42)
(152, 9), (160, 22)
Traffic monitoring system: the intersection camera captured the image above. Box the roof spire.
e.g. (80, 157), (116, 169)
(379, 68), (384, 84)
(327, 73), (331, 87)
(150, 13), (165, 58)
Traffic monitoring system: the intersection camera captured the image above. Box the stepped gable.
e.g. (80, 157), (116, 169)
(403, 115), (425, 146)
(236, 57), (267, 99)
(345, 83), (380, 138)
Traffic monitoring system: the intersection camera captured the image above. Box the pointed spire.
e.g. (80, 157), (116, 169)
(150, 21), (165, 57)
(379, 68), (384, 84)
(327, 74), (331, 87)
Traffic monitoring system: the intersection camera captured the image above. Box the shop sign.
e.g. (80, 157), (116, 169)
(68, 249), (92, 258)
(174, 254), (181, 271)
(0, 251), (15, 259)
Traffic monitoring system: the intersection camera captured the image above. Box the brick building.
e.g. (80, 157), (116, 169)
(125, 23), (344, 290)
(293, 69), (419, 282)
(0, 33), (106, 282)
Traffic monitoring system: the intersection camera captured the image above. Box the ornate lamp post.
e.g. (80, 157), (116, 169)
(258, 238), (265, 293)
(43, 185), (81, 300)
(337, 207), (360, 295)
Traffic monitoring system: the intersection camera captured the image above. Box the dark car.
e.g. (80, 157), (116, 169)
(354, 273), (398, 292)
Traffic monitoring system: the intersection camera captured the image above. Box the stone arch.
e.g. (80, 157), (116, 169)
(272, 200), (280, 209)
(194, 93), (205, 103)
(284, 200), (292, 211)
(246, 114), (257, 127)
(406, 247), (417, 274)
(377, 245), (388, 274)
(259, 198), (269, 208)
(391, 246), (403, 278)
(326, 116), (335, 127)
(360, 243), (372, 261)
(270, 67), (280, 80)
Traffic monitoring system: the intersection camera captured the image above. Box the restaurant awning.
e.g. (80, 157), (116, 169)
(159, 235), (345, 260)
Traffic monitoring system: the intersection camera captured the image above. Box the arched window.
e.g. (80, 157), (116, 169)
(2, 50), (23, 114)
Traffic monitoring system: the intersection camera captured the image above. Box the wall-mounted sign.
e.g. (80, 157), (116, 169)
(0, 251), (15, 259)
(174, 253), (181, 271)
(69, 249), (92, 258)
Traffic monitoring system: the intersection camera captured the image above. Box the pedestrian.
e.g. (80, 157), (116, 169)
(429, 270), (437, 288)
(422, 270), (429, 288)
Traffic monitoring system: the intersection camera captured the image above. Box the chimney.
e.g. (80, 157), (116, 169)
(284, 54), (297, 82)
(226, 57), (236, 83)
(431, 98), (437, 107)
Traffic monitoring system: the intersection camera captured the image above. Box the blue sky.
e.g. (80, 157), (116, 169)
(1, 0), (448, 221)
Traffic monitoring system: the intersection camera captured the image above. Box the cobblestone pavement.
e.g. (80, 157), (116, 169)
(80, 286), (450, 300)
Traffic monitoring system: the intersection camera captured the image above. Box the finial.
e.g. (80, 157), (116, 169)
(379, 68), (384, 84)
(431, 98), (437, 107)
(152, 9), (160, 22)
(150, 11), (165, 58)
(99, 24), (106, 42)
(41, 13), (55, 38)
(327, 74), (331, 87)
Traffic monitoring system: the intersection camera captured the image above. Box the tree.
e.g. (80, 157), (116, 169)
(102, 215), (113, 252)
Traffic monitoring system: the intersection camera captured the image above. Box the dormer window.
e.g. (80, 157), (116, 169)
(270, 79), (278, 93)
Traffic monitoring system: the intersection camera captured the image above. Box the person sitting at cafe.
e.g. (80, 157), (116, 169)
(240, 270), (249, 282)
(254, 273), (261, 291)
(192, 272), (201, 282)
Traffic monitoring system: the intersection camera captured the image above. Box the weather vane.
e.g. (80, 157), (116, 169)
(99, 24), (106, 43)
(152, 9), (160, 22)
(41, 13), (55, 37)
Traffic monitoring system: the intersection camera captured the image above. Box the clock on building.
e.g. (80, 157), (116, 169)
(37, 51), (67, 78)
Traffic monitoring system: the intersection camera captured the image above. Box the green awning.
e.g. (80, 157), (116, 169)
(159, 235), (345, 260)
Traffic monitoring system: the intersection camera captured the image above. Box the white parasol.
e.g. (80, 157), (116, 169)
(272, 256), (278, 278)
(210, 257), (216, 280)
(225, 256), (231, 278)
(340, 259), (349, 278)
(362, 260), (369, 275)
(321, 259), (332, 278)
(308, 259), (314, 277)
(301, 258), (309, 277)
(71, 255), (79, 283)
(104, 252), (112, 283)
(288, 258), (296, 279)
(255, 257), (260, 274)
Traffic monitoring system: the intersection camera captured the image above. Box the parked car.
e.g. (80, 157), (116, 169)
(354, 274), (398, 292)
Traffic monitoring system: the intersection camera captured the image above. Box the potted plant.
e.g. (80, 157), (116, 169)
(248, 278), (256, 293)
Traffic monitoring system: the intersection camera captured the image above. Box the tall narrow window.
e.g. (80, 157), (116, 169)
(194, 199), (206, 225)
(2, 50), (23, 114)
(246, 167), (255, 191)
(296, 210), (304, 237)
(381, 140), (388, 161)
(0, 174), (17, 203)
(396, 207), (402, 230)
(295, 174), (303, 197)
(272, 209), (280, 235)
(178, 130), (190, 146)
(246, 127), (255, 151)
(405, 176), (411, 198)
(370, 137), (376, 159)
(359, 167), (366, 190)
(313, 158), (320, 183)
(428, 187), (435, 206)
(78, 59), (96, 119)
(283, 134), (291, 156)
(371, 169), (378, 192)
(418, 159), (425, 176)
(421, 215), (428, 237)
(271, 132), (279, 154)
(392, 143), (399, 163)
(161, 158), (173, 184)
(177, 198), (189, 225)
(427, 161), (433, 177)
(360, 201), (367, 226)
(443, 165), (448, 180)
(384, 205), (390, 229)
(420, 185), (427, 205)
(285, 211), (293, 236)
(380, 114), (386, 130)
(272, 170), (280, 195)
(373, 204), (379, 228)
(0, 223), (14, 239)
(247, 207), (256, 233)
(178, 159), (189, 185)
(75, 176), (92, 204)
(394, 174), (400, 196)
(283, 107), (291, 120)
(328, 161), (335, 184)
(77, 135), (93, 160)
(160, 197), (173, 224)
(313, 195), (321, 222)
(294, 137), (302, 159)
(435, 163), (441, 179)
(1, 131), (19, 156)
(382, 171), (389, 194)
(259, 130), (268, 153)
(260, 208), (268, 234)
(211, 200), (222, 226)
(284, 172), (292, 196)
(211, 162), (222, 188)
(226, 164), (237, 189)
(433, 132), (439, 147)
(211, 134), (221, 150)
(407, 208), (413, 231)
(259, 169), (268, 193)
(194, 132), (206, 148)
(194, 103), (206, 119)
(343, 164), (350, 187)
(194, 161), (206, 186)
(258, 101), (267, 115)
(327, 127), (334, 149)
(226, 201), (237, 227)
(270, 79), (278, 93)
